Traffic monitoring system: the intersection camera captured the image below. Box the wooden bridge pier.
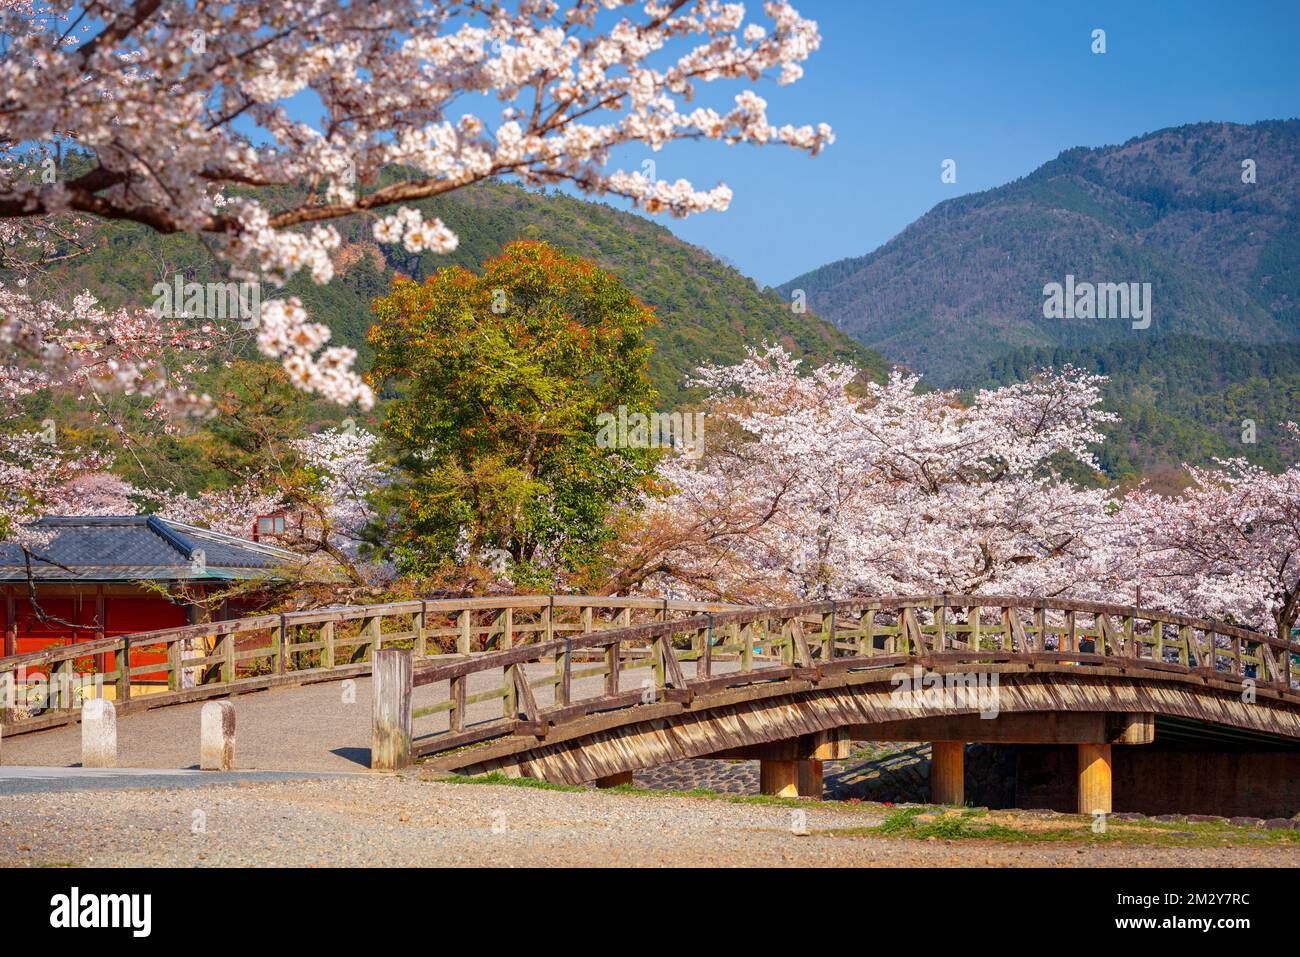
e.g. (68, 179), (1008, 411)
(930, 741), (964, 805)
(848, 712), (1154, 811)
(707, 729), (851, 799)
(1078, 743), (1113, 815)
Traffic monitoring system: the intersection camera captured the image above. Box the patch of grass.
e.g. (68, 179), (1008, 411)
(874, 807), (1022, 840)
(440, 772), (587, 793)
(835, 807), (1300, 848)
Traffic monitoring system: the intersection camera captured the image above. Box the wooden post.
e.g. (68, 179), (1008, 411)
(457, 610), (472, 655)
(796, 759), (823, 798)
(321, 621), (335, 669)
(780, 618), (795, 666)
(450, 674), (467, 731)
(604, 640), (621, 696)
(371, 649), (412, 771)
(117, 635), (132, 701)
(416, 603), (428, 658)
(0, 669), (13, 725)
(558, 636), (572, 706)
(1078, 743), (1112, 815)
(222, 632), (235, 683)
(200, 701), (236, 771)
(595, 771), (633, 788)
(502, 609), (516, 719)
(81, 699), (116, 768)
(55, 659), (73, 710)
(930, 741), (964, 805)
(167, 638), (182, 692)
(759, 760), (799, 798)
(4, 586), (15, 658)
(272, 618), (284, 675)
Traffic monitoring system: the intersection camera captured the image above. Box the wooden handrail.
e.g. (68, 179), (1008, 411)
(390, 596), (1300, 761)
(4, 593), (1295, 740)
(0, 595), (746, 730)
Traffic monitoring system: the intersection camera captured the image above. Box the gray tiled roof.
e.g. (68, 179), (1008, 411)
(0, 516), (305, 582)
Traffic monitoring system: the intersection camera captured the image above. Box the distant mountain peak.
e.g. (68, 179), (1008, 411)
(779, 118), (1300, 384)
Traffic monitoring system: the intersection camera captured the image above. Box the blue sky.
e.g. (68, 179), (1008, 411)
(624, 0), (1300, 287)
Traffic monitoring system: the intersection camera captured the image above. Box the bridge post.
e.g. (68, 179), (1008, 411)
(1078, 743), (1112, 815)
(371, 649), (412, 771)
(81, 698), (116, 768)
(200, 701), (236, 770)
(930, 741), (964, 805)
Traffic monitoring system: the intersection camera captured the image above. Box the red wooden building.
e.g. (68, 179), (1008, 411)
(0, 516), (304, 671)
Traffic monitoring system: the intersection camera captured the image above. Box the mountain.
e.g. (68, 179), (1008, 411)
(49, 179), (886, 407)
(779, 120), (1300, 384)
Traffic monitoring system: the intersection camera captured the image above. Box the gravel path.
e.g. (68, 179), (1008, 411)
(2, 774), (1296, 867)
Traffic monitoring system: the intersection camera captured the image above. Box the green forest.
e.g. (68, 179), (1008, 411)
(964, 334), (1300, 481)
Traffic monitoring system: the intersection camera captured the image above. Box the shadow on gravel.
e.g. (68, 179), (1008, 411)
(331, 747), (371, 768)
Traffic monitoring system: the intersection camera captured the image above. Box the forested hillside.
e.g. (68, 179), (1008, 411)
(962, 336), (1300, 482)
(49, 178), (885, 407)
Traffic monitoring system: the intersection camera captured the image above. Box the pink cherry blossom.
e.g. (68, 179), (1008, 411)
(0, 1), (832, 409)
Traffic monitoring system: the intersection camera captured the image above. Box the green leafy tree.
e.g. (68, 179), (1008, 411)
(368, 241), (659, 583)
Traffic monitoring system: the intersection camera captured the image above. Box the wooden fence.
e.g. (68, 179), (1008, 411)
(0, 595), (737, 734)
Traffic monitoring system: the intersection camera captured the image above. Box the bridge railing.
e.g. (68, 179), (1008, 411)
(399, 595), (1300, 762)
(0, 595), (738, 733)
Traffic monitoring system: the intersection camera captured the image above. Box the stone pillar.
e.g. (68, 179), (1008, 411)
(759, 759), (799, 798)
(796, 759), (824, 799)
(81, 698), (117, 768)
(595, 770), (634, 789)
(1078, 743), (1112, 814)
(371, 649), (412, 770)
(200, 701), (236, 771)
(930, 741), (964, 805)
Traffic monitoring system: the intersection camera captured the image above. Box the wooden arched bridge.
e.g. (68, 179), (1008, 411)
(3, 595), (1299, 816)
